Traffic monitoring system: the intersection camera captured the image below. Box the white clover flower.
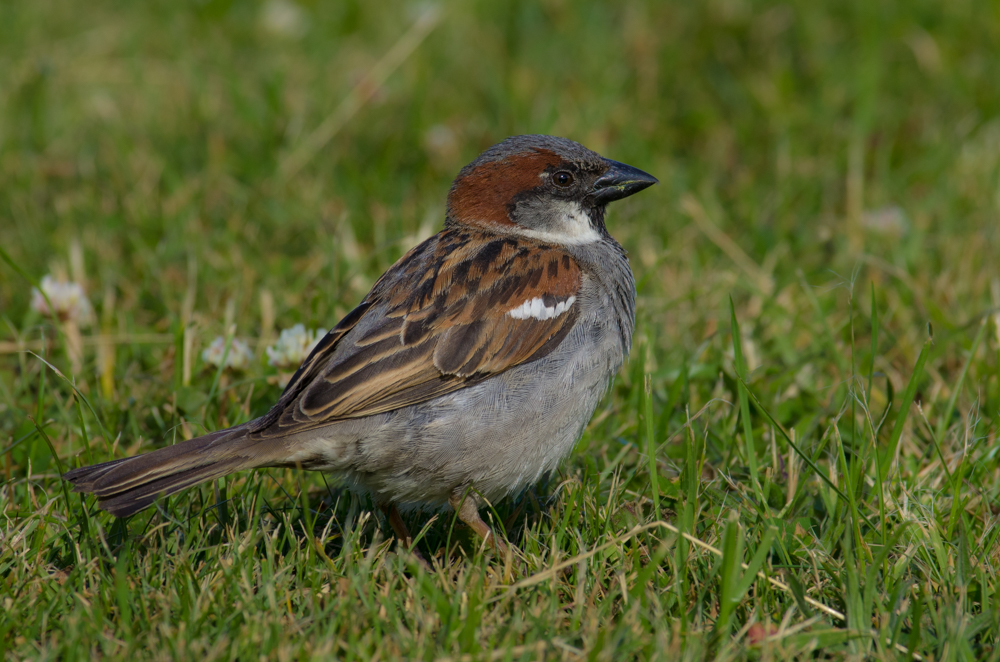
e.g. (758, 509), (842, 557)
(266, 324), (326, 369)
(31, 275), (94, 326)
(862, 206), (909, 236)
(201, 336), (253, 372)
(259, 0), (307, 39)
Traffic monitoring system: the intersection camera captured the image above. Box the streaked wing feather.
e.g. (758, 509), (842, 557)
(255, 230), (582, 438)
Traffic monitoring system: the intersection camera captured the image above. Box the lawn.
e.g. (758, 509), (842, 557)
(2, 0), (1000, 659)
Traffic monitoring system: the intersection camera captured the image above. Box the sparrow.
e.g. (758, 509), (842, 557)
(64, 135), (657, 554)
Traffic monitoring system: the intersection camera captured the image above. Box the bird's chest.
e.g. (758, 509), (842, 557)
(330, 253), (636, 504)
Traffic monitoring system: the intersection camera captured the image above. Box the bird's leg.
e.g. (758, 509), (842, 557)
(381, 503), (432, 569)
(381, 503), (413, 547)
(449, 492), (509, 557)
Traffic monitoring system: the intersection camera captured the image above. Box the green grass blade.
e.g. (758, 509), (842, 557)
(867, 281), (879, 405)
(833, 424), (866, 561)
(644, 372), (661, 518)
(729, 297), (765, 508)
(715, 511), (743, 633)
(733, 526), (777, 602)
(28, 351), (115, 448)
(738, 376), (876, 531)
(933, 317), (986, 446)
(878, 334), (932, 482)
(29, 416), (73, 510)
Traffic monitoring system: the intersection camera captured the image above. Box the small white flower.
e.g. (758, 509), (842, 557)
(862, 206), (909, 236)
(266, 324), (326, 369)
(31, 275), (94, 326)
(202, 336), (253, 372)
(259, 0), (308, 39)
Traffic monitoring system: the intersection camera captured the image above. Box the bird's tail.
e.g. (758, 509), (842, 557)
(63, 426), (285, 517)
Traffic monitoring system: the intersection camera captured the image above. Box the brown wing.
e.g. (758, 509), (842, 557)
(252, 229), (582, 438)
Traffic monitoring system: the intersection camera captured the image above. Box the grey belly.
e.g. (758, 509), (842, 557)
(282, 321), (624, 506)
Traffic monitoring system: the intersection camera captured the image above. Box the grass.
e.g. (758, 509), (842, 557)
(2, 0), (1000, 659)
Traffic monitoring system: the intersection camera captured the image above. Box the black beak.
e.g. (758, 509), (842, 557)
(590, 159), (658, 205)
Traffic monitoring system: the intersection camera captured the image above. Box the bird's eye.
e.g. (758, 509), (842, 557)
(552, 170), (574, 188)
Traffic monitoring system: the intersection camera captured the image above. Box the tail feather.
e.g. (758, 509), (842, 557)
(63, 425), (285, 517)
(90, 456), (248, 517)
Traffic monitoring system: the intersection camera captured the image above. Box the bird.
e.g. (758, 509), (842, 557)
(64, 134), (657, 554)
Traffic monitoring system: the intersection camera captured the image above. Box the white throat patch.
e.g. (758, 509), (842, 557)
(507, 296), (576, 321)
(517, 201), (602, 246)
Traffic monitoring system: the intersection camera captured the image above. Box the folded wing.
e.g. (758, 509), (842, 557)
(252, 230), (582, 438)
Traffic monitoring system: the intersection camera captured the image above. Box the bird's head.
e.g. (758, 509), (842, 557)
(446, 135), (657, 244)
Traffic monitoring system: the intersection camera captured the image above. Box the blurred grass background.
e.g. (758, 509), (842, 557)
(2, 0), (1000, 659)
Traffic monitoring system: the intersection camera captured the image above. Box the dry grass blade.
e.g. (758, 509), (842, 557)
(276, 6), (443, 181)
(0, 334), (173, 355)
(681, 194), (773, 294)
(501, 519), (921, 658)
(434, 641), (551, 662)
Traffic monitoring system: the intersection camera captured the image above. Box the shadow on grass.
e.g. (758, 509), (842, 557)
(72, 475), (557, 570)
